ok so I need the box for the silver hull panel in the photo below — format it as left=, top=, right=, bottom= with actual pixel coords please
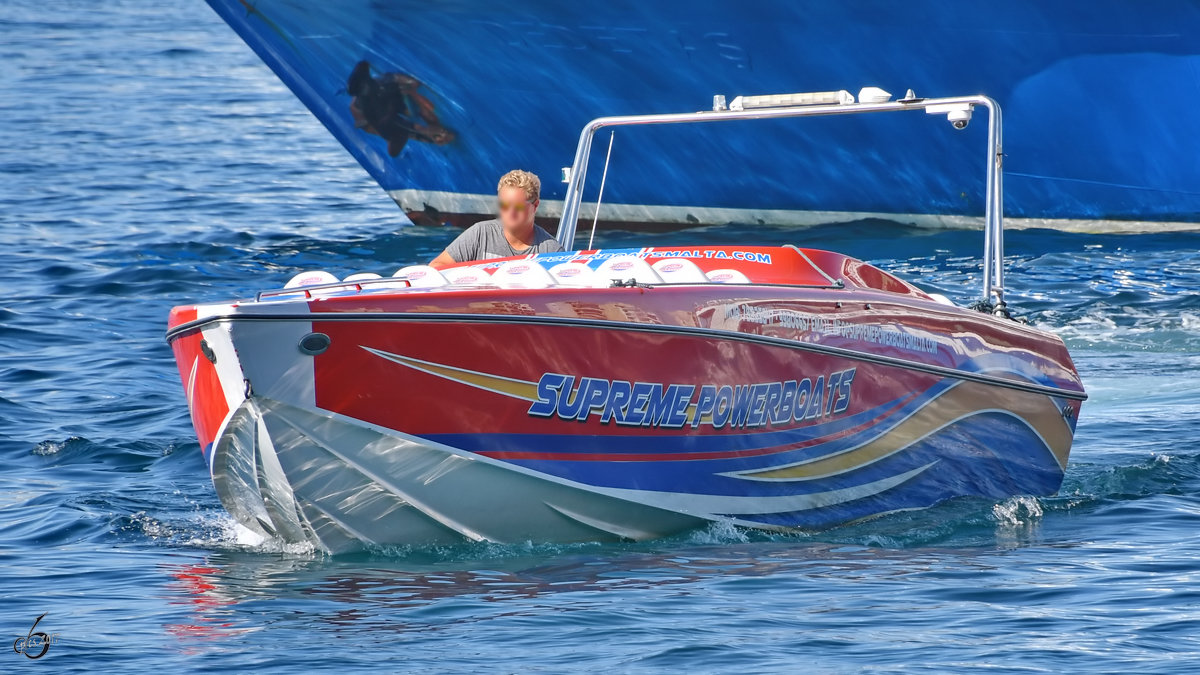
left=212, top=397, right=707, bottom=553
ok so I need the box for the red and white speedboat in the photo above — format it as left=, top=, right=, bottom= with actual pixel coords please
left=167, top=90, right=1086, bottom=552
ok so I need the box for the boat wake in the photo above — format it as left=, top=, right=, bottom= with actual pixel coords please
left=1039, top=308, right=1200, bottom=352
left=101, top=448, right=1200, bottom=559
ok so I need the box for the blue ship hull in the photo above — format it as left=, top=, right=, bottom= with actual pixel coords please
left=207, top=1, right=1200, bottom=231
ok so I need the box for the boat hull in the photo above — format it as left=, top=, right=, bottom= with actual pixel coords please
left=168, top=276, right=1084, bottom=552
left=205, top=0, right=1200, bottom=230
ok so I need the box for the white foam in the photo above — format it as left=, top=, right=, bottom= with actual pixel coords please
left=992, top=495, right=1044, bottom=527
left=685, top=519, right=751, bottom=544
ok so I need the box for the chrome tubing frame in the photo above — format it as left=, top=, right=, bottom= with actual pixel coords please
left=556, top=95, right=1005, bottom=304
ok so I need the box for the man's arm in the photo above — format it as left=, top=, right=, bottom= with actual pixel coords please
left=429, top=223, right=481, bottom=268
left=429, top=250, right=457, bottom=269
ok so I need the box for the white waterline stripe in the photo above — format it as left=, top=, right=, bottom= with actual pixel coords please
left=389, top=188, right=1200, bottom=234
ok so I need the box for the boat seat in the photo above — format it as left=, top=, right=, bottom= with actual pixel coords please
left=928, top=293, right=956, bottom=306
left=393, top=265, right=448, bottom=287
left=340, top=271, right=410, bottom=293
left=548, top=262, right=599, bottom=287
left=285, top=270, right=339, bottom=288
left=594, top=255, right=663, bottom=287
left=706, top=268, right=752, bottom=284
left=279, top=270, right=348, bottom=297
left=492, top=259, right=557, bottom=288
left=443, top=266, right=495, bottom=285
left=652, top=258, right=709, bottom=283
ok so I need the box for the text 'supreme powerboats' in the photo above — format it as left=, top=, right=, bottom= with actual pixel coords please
left=168, top=90, right=1087, bottom=552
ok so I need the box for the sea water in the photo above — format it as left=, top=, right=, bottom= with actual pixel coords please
left=3, top=1, right=1200, bottom=672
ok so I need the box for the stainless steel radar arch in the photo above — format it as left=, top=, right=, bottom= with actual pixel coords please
left=556, top=91, right=1007, bottom=309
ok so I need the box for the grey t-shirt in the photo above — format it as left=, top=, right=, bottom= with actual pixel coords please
left=444, top=219, right=564, bottom=263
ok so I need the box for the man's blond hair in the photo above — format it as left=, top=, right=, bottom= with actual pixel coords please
left=497, top=169, right=540, bottom=203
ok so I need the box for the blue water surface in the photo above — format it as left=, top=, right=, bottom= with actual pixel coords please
left=2, top=1, right=1200, bottom=672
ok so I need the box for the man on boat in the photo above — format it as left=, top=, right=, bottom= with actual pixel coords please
left=430, top=170, right=564, bottom=267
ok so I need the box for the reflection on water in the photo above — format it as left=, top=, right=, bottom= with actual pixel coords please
left=159, top=529, right=1038, bottom=646
left=163, top=564, right=250, bottom=647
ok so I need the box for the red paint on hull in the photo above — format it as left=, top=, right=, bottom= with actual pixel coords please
left=167, top=306, right=229, bottom=453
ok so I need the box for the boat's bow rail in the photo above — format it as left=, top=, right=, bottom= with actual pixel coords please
left=556, top=88, right=1008, bottom=314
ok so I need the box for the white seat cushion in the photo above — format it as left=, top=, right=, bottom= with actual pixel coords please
left=652, top=258, right=709, bottom=283
left=492, top=260, right=557, bottom=288
left=706, top=268, right=752, bottom=284
left=548, top=262, right=599, bottom=287
left=282, top=270, right=345, bottom=296
left=392, top=265, right=449, bottom=287
left=285, top=270, right=339, bottom=288
left=443, top=266, right=495, bottom=285
left=594, top=255, right=663, bottom=287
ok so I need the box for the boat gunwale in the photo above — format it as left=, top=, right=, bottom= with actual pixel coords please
left=252, top=278, right=846, bottom=302
left=164, top=309, right=1087, bottom=402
